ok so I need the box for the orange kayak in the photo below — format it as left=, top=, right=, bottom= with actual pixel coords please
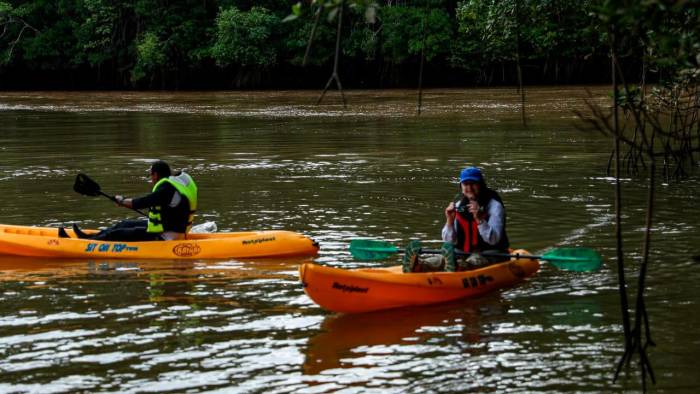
left=0, top=224, right=318, bottom=259
left=299, top=249, right=539, bottom=313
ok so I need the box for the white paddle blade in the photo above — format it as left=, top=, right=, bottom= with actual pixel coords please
left=190, top=221, right=217, bottom=233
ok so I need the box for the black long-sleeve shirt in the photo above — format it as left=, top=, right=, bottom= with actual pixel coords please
left=132, top=182, right=177, bottom=211
left=132, top=183, right=190, bottom=233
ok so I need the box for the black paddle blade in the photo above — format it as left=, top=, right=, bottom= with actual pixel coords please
left=73, top=173, right=101, bottom=197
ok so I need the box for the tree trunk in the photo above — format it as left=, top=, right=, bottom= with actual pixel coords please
left=611, top=26, right=632, bottom=348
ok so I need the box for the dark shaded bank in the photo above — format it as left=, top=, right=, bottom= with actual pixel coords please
left=0, top=1, right=661, bottom=91
left=0, top=57, right=619, bottom=90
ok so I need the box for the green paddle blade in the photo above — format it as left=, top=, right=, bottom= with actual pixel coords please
left=349, top=239, right=400, bottom=261
left=541, top=247, right=602, bottom=272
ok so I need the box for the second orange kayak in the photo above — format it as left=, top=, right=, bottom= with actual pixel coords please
left=299, top=249, right=540, bottom=313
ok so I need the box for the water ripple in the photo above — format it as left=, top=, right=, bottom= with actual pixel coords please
left=1, top=88, right=698, bottom=392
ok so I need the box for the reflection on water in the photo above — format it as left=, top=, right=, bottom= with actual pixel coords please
left=301, top=286, right=627, bottom=392
left=0, top=256, right=307, bottom=282
left=1, top=88, right=699, bottom=392
left=303, top=298, right=495, bottom=375
left=0, top=255, right=320, bottom=392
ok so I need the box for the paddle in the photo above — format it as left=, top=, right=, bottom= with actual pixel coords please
left=73, top=173, right=147, bottom=217
left=349, top=239, right=602, bottom=272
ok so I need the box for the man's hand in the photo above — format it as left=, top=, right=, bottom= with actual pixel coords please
left=115, top=195, right=134, bottom=208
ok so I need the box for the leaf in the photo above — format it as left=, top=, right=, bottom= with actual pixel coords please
left=327, top=7, right=339, bottom=23
left=292, top=2, right=302, bottom=16
left=0, top=2, right=13, bottom=15
left=364, top=4, right=377, bottom=24
left=283, top=14, right=298, bottom=23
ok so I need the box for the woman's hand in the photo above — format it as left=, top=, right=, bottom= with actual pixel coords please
left=445, top=201, right=456, bottom=223
left=468, top=200, right=484, bottom=223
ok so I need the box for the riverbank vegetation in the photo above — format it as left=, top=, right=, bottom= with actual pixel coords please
left=576, top=1, right=699, bottom=390
left=0, top=0, right=630, bottom=89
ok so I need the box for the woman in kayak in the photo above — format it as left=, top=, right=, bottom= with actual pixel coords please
left=406, top=166, right=509, bottom=272
left=60, top=160, right=198, bottom=241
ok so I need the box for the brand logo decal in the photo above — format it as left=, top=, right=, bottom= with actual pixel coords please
left=332, top=282, right=369, bottom=293
left=85, top=242, right=138, bottom=253
left=173, top=243, right=201, bottom=257
left=242, top=237, right=276, bottom=245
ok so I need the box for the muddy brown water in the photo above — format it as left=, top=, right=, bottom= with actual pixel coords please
left=1, top=88, right=699, bottom=392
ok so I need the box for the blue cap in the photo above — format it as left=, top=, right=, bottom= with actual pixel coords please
left=459, top=167, right=483, bottom=183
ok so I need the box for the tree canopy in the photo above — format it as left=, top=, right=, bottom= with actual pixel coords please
left=0, top=0, right=695, bottom=89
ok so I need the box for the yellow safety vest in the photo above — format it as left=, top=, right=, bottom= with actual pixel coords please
left=147, top=172, right=198, bottom=233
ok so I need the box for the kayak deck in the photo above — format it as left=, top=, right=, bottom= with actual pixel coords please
left=300, top=249, right=539, bottom=313
left=0, top=224, right=318, bottom=259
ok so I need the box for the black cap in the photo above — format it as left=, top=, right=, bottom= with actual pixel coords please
left=150, top=160, right=171, bottom=178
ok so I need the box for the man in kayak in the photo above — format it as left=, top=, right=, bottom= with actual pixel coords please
left=405, top=166, right=509, bottom=272
left=60, top=160, right=198, bottom=241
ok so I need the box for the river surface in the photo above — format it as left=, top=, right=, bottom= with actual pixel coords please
left=0, top=88, right=699, bottom=393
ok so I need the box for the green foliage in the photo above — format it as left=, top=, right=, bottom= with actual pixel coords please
left=455, top=0, right=518, bottom=66
left=131, top=0, right=214, bottom=85
left=283, top=0, right=380, bottom=65
left=284, top=0, right=378, bottom=23
left=526, top=1, right=600, bottom=59
left=284, top=1, right=303, bottom=22
left=132, top=32, right=166, bottom=83
left=0, top=1, right=12, bottom=14
left=211, top=6, right=280, bottom=67
left=73, top=0, right=117, bottom=67
left=380, top=6, right=453, bottom=64
left=0, top=2, right=16, bottom=64
left=452, top=0, right=604, bottom=78
left=19, top=2, right=78, bottom=67
left=344, top=20, right=378, bottom=61
left=595, top=0, right=700, bottom=85
left=285, top=17, right=336, bottom=66
left=0, top=0, right=696, bottom=88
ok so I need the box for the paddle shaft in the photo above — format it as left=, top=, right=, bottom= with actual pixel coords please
left=426, top=249, right=596, bottom=262
left=349, top=239, right=602, bottom=271
left=365, top=246, right=553, bottom=262
left=98, top=190, right=147, bottom=217
left=416, top=248, right=542, bottom=260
